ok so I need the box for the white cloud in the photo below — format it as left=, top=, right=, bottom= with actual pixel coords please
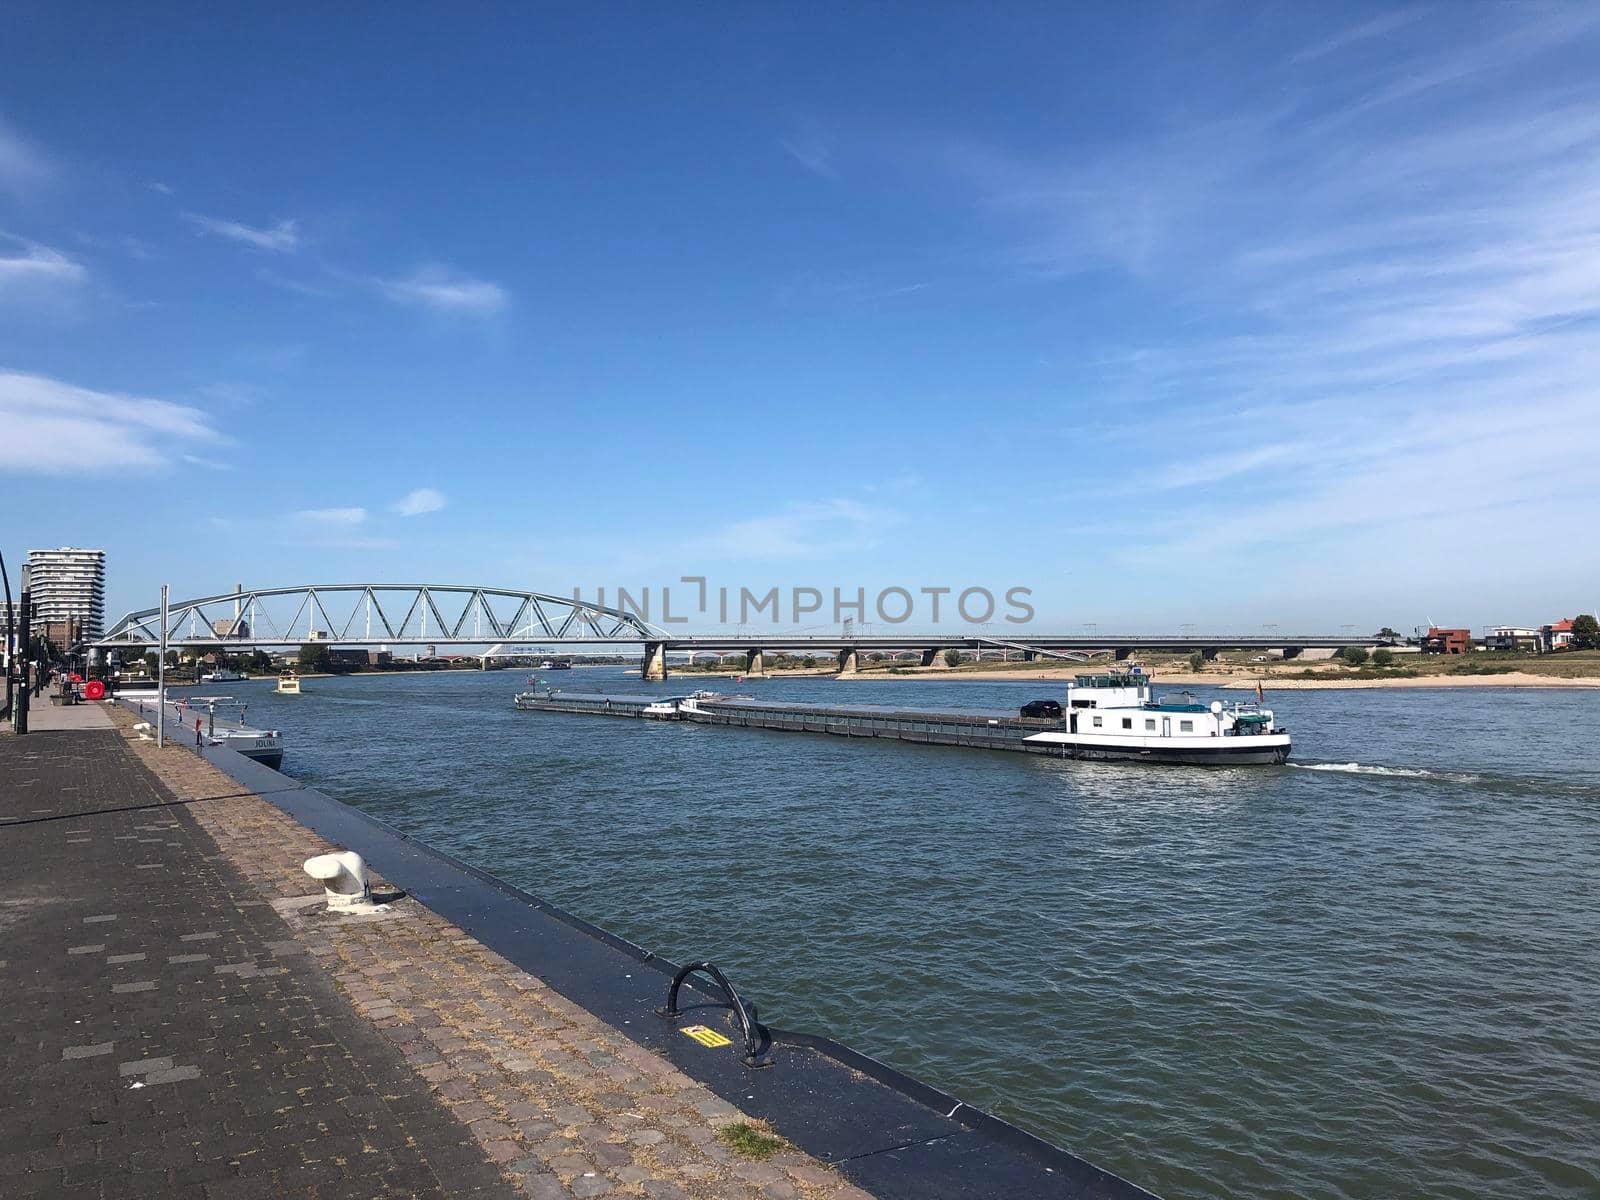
left=391, top=487, right=446, bottom=516
left=0, top=369, right=227, bottom=474
left=0, top=234, right=86, bottom=295
left=181, top=211, right=301, bottom=252
left=782, top=137, right=837, bottom=179
left=0, top=120, right=52, bottom=197
left=293, top=507, right=367, bottom=525
left=377, top=266, right=507, bottom=315
left=146, top=181, right=174, bottom=195
left=685, top=498, right=897, bottom=560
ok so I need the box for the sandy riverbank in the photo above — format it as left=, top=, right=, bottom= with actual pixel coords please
left=759, top=667, right=1600, bottom=690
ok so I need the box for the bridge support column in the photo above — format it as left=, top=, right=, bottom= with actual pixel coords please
left=1023, top=649, right=1038, bottom=662
left=744, top=649, right=764, bottom=676
left=1114, top=647, right=1131, bottom=661
left=836, top=648, right=859, bottom=676
left=1202, top=647, right=1219, bottom=662
left=642, top=641, right=667, bottom=681
left=920, top=648, right=947, bottom=668
left=1281, top=647, right=1301, bottom=660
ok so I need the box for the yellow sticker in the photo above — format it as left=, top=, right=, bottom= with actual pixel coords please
left=681, top=1024, right=732, bottom=1048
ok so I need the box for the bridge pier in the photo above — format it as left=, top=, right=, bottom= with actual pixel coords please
left=1023, top=650, right=1038, bottom=663
left=1281, top=647, right=1301, bottom=660
left=1114, top=647, right=1131, bottom=661
left=836, top=648, right=859, bottom=676
left=1202, top=647, right=1219, bottom=662
left=744, top=649, right=764, bottom=676
left=642, top=641, right=667, bottom=681
left=920, top=648, right=948, bottom=668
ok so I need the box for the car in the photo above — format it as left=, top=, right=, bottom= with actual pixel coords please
left=1019, top=698, right=1063, bottom=719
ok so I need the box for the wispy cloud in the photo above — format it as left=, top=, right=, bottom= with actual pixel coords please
left=76, top=231, right=157, bottom=260
left=907, top=7, right=1600, bottom=583
left=0, top=369, right=227, bottom=473
left=377, top=266, right=507, bottom=315
left=0, top=119, right=53, bottom=197
left=293, top=506, right=368, bottom=525
left=181, top=211, right=302, bottom=252
left=1289, top=8, right=1432, bottom=65
left=257, top=267, right=333, bottom=297
left=0, top=233, right=86, bottom=294
left=684, top=498, right=897, bottom=560
left=146, top=181, right=174, bottom=196
left=391, top=487, right=446, bottom=516
left=782, top=136, right=837, bottom=178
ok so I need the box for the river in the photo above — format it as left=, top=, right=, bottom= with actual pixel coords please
left=178, top=668, right=1600, bottom=1200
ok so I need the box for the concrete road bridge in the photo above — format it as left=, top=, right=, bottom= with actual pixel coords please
left=94, top=583, right=1383, bottom=679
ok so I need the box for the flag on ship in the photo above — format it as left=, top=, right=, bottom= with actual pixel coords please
left=1256, top=680, right=1265, bottom=704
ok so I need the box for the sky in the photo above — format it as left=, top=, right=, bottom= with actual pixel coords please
left=3, top=3, right=1598, bottom=635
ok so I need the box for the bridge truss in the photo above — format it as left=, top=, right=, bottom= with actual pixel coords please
left=98, top=584, right=657, bottom=649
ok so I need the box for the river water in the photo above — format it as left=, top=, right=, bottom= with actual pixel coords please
left=183, top=668, right=1600, bottom=1199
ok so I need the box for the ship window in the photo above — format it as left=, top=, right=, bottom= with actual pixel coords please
left=1180, top=720, right=1194, bottom=732
left=1121, top=717, right=1132, bottom=729
left=1145, top=719, right=1156, bottom=731
left=1093, top=716, right=1103, bottom=728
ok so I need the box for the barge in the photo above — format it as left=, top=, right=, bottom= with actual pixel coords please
left=514, top=671, right=1289, bottom=766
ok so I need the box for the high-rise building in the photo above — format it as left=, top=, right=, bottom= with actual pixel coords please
left=26, top=547, right=107, bottom=643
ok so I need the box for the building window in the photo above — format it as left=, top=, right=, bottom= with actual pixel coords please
left=1121, top=717, right=1132, bottom=729
left=1180, top=720, right=1193, bottom=732
left=1145, top=719, right=1156, bottom=731
left=1093, top=716, right=1103, bottom=728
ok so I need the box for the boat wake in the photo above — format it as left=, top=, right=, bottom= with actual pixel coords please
left=1292, top=762, right=1483, bottom=783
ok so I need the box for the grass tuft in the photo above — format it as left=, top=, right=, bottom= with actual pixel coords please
left=720, top=1121, right=787, bottom=1160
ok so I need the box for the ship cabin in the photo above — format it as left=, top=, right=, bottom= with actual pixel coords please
left=1065, top=671, right=1152, bottom=711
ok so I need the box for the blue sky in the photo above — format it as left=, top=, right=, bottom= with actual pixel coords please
left=3, top=4, right=1598, bottom=634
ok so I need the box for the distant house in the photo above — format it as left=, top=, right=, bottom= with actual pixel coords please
left=1422, top=627, right=1473, bottom=654
left=1483, top=626, right=1541, bottom=652
left=1542, top=618, right=1575, bottom=653
left=211, top=616, right=250, bottom=638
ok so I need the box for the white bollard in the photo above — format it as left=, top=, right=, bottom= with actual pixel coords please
left=303, top=850, right=373, bottom=910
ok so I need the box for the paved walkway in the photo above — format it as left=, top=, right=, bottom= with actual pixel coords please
left=0, top=726, right=517, bottom=1199
left=1, top=714, right=875, bottom=1200
left=12, top=689, right=114, bottom=731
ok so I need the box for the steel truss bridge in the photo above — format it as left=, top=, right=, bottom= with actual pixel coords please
left=97, top=584, right=654, bottom=653
left=93, top=583, right=1381, bottom=661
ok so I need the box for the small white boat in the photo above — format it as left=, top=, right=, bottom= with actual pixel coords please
left=180, top=695, right=285, bottom=769
left=209, top=726, right=285, bottom=769
left=641, top=699, right=683, bottom=720
left=275, top=671, right=302, bottom=695
left=1021, top=670, right=1290, bottom=765
left=201, top=668, right=247, bottom=683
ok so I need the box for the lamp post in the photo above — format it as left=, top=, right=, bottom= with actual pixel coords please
left=0, top=548, right=12, bottom=724
left=157, top=584, right=168, bottom=748
left=14, top=565, right=31, bottom=733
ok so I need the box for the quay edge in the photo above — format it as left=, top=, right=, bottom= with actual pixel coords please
left=136, top=698, right=1162, bottom=1200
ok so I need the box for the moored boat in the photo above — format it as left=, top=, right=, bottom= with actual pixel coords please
left=179, top=695, right=285, bottom=769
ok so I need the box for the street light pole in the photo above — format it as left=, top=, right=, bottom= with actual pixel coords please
left=14, top=565, right=31, bottom=734
left=0, top=548, right=12, bottom=724
left=157, top=584, right=168, bottom=748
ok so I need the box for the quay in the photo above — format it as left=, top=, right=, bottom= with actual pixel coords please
left=517, top=692, right=1075, bottom=754
left=1, top=701, right=1158, bottom=1199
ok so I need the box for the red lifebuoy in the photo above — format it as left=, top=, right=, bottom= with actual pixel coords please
left=84, top=680, right=106, bottom=700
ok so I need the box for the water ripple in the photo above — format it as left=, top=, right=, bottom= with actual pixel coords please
left=191, top=670, right=1600, bottom=1200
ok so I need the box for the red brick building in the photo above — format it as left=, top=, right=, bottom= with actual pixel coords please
left=1422, top=627, right=1473, bottom=654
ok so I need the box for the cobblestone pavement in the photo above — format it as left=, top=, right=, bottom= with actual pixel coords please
left=107, top=711, right=874, bottom=1200
left=0, top=728, right=516, bottom=1199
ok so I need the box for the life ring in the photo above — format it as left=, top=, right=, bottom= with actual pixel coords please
left=84, top=680, right=107, bottom=700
